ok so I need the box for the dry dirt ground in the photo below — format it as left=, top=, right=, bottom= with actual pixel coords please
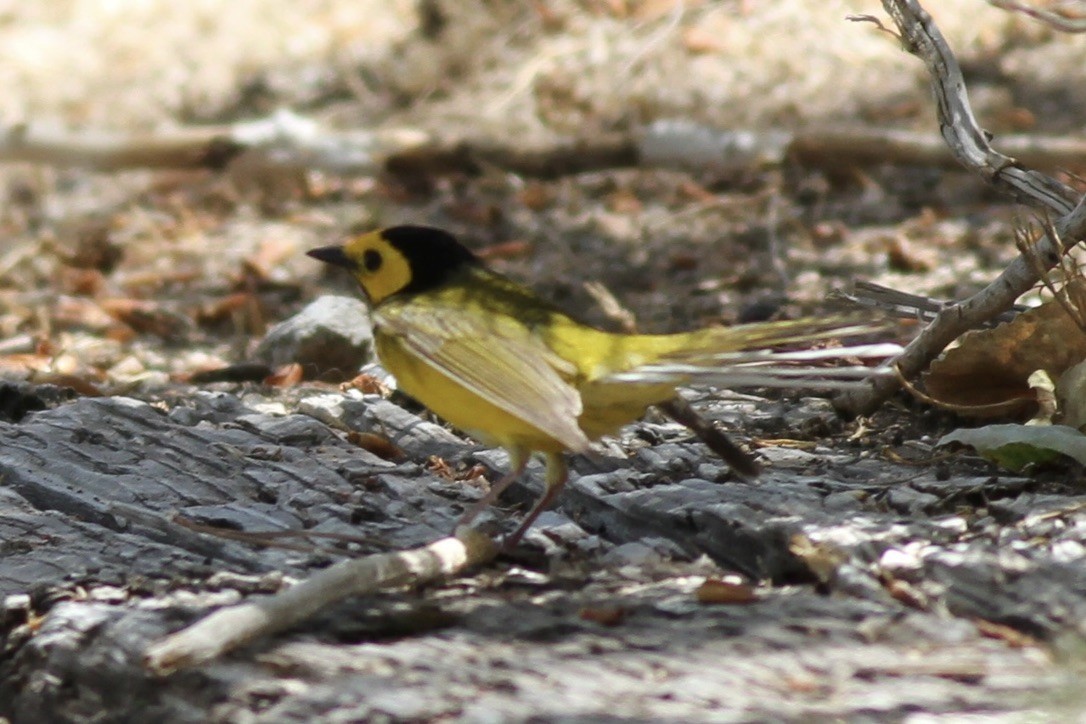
left=3, top=1, right=1086, bottom=721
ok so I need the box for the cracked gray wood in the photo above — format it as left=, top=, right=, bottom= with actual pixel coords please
left=2, top=390, right=1085, bottom=720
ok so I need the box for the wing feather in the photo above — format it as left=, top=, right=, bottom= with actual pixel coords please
left=375, top=303, right=591, bottom=452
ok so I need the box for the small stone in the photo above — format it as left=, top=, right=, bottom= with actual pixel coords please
left=254, top=295, right=373, bottom=380
left=2, top=593, right=31, bottom=627
left=879, top=547, right=922, bottom=572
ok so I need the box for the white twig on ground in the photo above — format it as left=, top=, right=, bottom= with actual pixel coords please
left=143, top=529, right=496, bottom=675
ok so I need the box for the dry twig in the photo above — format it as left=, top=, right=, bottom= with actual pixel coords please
left=837, top=0, right=1086, bottom=416
left=144, top=528, right=496, bottom=674
left=7, top=112, right=1086, bottom=179
left=989, top=0, right=1086, bottom=32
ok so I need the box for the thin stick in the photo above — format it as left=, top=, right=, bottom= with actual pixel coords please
left=658, top=396, right=760, bottom=480
left=7, top=114, right=1086, bottom=177
left=144, top=529, right=496, bottom=675
left=837, top=0, right=1086, bottom=416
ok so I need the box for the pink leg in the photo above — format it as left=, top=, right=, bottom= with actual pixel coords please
left=457, top=448, right=528, bottom=528
left=503, top=453, right=568, bottom=549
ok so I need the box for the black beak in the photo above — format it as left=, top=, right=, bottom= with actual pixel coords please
left=307, top=246, right=356, bottom=270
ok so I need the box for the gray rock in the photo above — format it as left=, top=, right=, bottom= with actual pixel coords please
left=254, top=295, right=373, bottom=380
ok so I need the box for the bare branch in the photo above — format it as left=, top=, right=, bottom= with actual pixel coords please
left=7, top=112, right=1086, bottom=179
left=0, top=110, right=425, bottom=174
left=144, top=529, right=496, bottom=674
left=989, top=0, right=1086, bottom=33
left=838, top=0, right=1086, bottom=416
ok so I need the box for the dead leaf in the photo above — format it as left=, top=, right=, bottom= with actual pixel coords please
left=671, top=251, right=705, bottom=272
left=264, top=363, right=304, bottom=387
left=606, top=188, right=642, bottom=215
left=427, top=456, right=456, bottom=480
left=579, top=605, right=627, bottom=626
left=789, top=534, right=845, bottom=583
left=676, top=179, right=717, bottom=204
left=58, top=217, right=123, bottom=272
left=100, top=298, right=191, bottom=339
left=974, top=619, right=1037, bottom=648
left=56, top=266, right=106, bottom=296
left=341, top=373, right=390, bottom=396
left=53, top=296, right=121, bottom=332
left=883, top=577, right=928, bottom=610
left=30, top=372, right=103, bottom=396
left=886, top=235, right=936, bottom=272
left=444, top=201, right=502, bottom=227
left=517, top=183, right=552, bottom=211
left=346, top=431, right=405, bottom=461
left=695, top=578, right=757, bottom=604
left=994, top=106, right=1035, bottom=132
left=196, top=292, right=257, bottom=325
left=923, top=281, right=1086, bottom=418
left=477, top=239, right=532, bottom=261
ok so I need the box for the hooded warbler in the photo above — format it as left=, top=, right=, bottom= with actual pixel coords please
left=309, top=226, right=894, bottom=545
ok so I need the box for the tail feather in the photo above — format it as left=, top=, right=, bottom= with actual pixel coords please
left=609, top=319, right=902, bottom=390
left=683, top=317, right=887, bottom=353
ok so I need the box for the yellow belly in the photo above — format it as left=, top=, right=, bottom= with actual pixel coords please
left=375, top=331, right=569, bottom=453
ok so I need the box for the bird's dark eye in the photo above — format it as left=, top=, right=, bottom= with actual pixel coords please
left=363, top=249, right=382, bottom=272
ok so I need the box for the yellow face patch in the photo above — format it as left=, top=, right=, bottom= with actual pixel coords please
left=342, top=230, right=414, bottom=305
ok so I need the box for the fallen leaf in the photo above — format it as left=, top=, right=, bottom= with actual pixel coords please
left=342, top=373, right=390, bottom=396
left=676, top=179, right=717, bottom=204
left=56, top=266, right=106, bottom=296
left=59, top=217, right=123, bottom=272
left=31, top=372, right=103, bottom=396
left=346, top=431, right=405, bottom=461
left=883, top=577, right=928, bottom=610
left=195, top=292, right=259, bottom=325
left=695, top=578, right=757, bottom=604
left=477, top=239, right=532, bottom=261
left=517, top=183, right=552, bottom=211
left=789, top=533, right=845, bottom=583
left=53, top=296, right=120, bottom=332
left=974, top=619, right=1037, bottom=648
left=886, top=235, right=936, bottom=272
left=264, top=363, right=304, bottom=387
left=578, top=606, right=627, bottom=626
left=606, top=188, right=642, bottom=215
left=427, top=456, right=456, bottom=480
left=923, top=283, right=1086, bottom=418
left=100, top=298, right=191, bottom=339
left=0, top=353, right=53, bottom=374
left=939, top=424, right=1086, bottom=471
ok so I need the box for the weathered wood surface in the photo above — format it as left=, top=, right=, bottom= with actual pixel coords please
left=2, top=386, right=1084, bottom=721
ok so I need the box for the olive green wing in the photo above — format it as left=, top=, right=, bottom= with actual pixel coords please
left=374, top=303, right=592, bottom=453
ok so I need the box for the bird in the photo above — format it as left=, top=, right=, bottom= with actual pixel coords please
left=308, top=225, right=896, bottom=546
